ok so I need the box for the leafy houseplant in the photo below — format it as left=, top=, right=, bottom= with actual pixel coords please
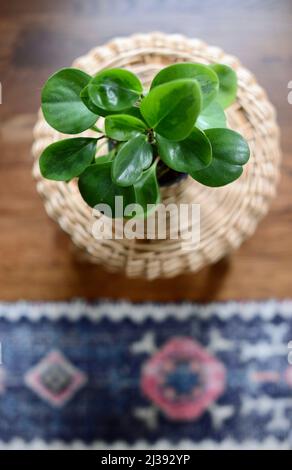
left=40, top=62, right=250, bottom=218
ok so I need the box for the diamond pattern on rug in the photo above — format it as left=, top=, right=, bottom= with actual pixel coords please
left=24, top=350, right=87, bottom=407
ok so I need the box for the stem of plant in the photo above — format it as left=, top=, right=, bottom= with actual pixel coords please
left=90, top=125, right=103, bottom=133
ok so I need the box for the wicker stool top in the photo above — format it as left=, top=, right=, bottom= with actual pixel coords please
left=32, top=33, right=281, bottom=279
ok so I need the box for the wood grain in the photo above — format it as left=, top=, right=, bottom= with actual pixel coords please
left=0, top=0, right=291, bottom=301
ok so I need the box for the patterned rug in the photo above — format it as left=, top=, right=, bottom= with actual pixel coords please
left=0, top=300, right=291, bottom=450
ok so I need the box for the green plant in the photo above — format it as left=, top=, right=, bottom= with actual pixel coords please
left=40, top=62, right=250, bottom=218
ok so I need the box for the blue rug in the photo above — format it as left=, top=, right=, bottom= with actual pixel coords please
left=0, top=300, right=291, bottom=449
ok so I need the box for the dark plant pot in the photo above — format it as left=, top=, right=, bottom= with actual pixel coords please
left=156, top=160, right=188, bottom=187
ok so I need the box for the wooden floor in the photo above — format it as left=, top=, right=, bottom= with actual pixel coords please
left=0, top=0, right=291, bottom=301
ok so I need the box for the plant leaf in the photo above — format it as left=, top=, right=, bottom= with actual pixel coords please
left=95, top=149, right=116, bottom=165
left=105, top=114, right=147, bottom=141
left=133, top=161, right=160, bottom=218
left=209, top=64, right=237, bottom=108
left=112, top=135, right=153, bottom=187
left=157, top=128, right=212, bottom=175
left=80, top=85, right=106, bottom=115
left=140, top=79, right=201, bottom=141
left=191, top=128, right=250, bottom=187
left=151, top=62, right=219, bottom=109
left=78, top=161, right=136, bottom=217
left=196, top=101, right=227, bottom=130
left=41, top=68, right=97, bottom=134
left=80, top=86, right=143, bottom=119
left=87, top=68, right=143, bottom=112
left=39, top=137, right=97, bottom=180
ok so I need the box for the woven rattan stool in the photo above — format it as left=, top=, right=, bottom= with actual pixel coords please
left=32, top=33, right=281, bottom=279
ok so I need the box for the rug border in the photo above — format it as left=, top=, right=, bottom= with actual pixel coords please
left=0, top=299, right=291, bottom=322
left=0, top=437, right=290, bottom=450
